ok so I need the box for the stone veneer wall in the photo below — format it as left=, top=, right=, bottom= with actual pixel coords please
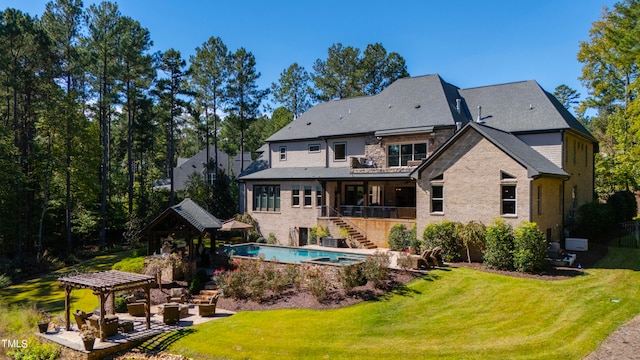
left=360, top=128, right=456, bottom=170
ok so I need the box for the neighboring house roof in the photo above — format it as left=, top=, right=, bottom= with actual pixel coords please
left=142, top=198, right=222, bottom=235
left=266, top=74, right=465, bottom=142
left=166, top=146, right=252, bottom=191
left=411, top=122, right=570, bottom=179
left=459, top=80, right=595, bottom=140
left=239, top=166, right=413, bottom=181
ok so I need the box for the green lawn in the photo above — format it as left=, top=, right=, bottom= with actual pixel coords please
left=166, top=247, right=640, bottom=360
left=1, top=248, right=639, bottom=360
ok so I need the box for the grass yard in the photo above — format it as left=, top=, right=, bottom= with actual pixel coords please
left=1, top=247, right=638, bottom=359
left=165, top=247, right=640, bottom=360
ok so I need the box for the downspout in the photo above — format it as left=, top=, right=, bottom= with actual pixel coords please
left=323, top=137, right=329, bottom=168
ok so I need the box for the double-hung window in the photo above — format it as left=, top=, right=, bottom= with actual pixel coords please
left=279, top=146, right=287, bottom=161
left=304, top=186, right=312, bottom=207
left=501, top=172, right=517, bottom=216
left=430, top=174, right=444, bottom=213
left=316, top=186, right=322, bottom=207
left=292, top=186, right=300, bottom=207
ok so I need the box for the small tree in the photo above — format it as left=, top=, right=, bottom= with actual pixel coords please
left=460, top=221, right=486, bottom=263
left=483, top=218, right=514, bottom=270
left=513, top=222, right=547, bottom=273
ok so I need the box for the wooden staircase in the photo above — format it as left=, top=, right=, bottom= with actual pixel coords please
left=330, top=218, right=377, bottom=249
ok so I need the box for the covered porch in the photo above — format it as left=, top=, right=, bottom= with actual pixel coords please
left=319, top=179, right=417, bottom=220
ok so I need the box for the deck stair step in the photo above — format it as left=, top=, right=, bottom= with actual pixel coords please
left=328, top=218, right=376, bottom=249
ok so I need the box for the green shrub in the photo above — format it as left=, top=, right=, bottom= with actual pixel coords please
left=7, top=336, right=59, bottom=360
left=483, top=218, right=515, bottom=270
left=114, top=295, right=128, bottom=313
left=310, top=225, right=329, bottom=245
left=422, top=221, right=463, bottom=261
left=304, top=266, right=330, bottom=302
left=189, top=269, right=210, bottom=295
left=607, top=190, right=637, bottom=223
left=513, top=222, right=547, bottom=273
left=387, top=223, right=410, bottom=251
left=112, top=257, right=144, bottom=273
left=267, top=233, right=277, bottom=244
left=0, top=273, right=11, bottom=288
left=338, top=264, right=366, bottom=294
left=361, top=252, right=390, bottom=289
left=574, top=201, right=615, bottom=241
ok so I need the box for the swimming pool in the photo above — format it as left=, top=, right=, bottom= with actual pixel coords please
left=224, top=243, right=367, bottom=265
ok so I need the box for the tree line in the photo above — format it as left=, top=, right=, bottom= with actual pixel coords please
left=0, top=0, right=409, bottom=269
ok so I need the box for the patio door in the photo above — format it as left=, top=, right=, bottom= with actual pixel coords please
left=299, top=227, right=308, bottom=246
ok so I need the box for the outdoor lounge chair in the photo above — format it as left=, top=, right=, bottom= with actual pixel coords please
left=162, top=304, right=180, bottom=324
left=126, top=295, right=146, bottom=316
left=166, top=288, right=186, bottom=303
left=86, top=314, right=119, bottom=338
left=198, top=293, right=220, bottom=317
left=409, top=249, right=433, bottom=269
left=428, top=247, right=443, bottom=267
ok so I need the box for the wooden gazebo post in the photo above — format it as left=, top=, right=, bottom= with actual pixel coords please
left=145, top=285, right=151, bottom=329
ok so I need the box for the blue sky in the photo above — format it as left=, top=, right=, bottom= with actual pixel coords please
left=5, top=0, right=617, bottom=106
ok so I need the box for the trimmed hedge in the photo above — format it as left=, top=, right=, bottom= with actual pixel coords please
left=513, top=222, right=547, bottom=273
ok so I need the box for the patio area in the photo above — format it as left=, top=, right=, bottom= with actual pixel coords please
left=36, top=304, right=235, bottom=360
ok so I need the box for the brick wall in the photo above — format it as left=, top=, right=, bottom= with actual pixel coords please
left=416, top=130, right=532, bottom=235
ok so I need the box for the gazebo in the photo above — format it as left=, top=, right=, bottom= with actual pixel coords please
left=141, top=198, right=222, bottom=260
left=58, top=270, right=156, bottom=341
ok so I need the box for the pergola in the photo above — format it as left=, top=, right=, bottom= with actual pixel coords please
left=58, top=270, right=156, bottom=341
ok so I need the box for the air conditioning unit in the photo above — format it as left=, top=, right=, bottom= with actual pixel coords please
left=565, top=238, right=588, bottom=251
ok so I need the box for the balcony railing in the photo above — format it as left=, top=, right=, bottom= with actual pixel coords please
left=319, top=205, right=416, bottom=219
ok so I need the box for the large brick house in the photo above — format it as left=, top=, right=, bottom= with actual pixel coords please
left=238, top=74, right=597, bottom=248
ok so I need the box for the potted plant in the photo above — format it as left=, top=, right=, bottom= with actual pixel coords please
left=36, top=310, right=51, bottom=333
left=79, top=324, right=96, bottom=351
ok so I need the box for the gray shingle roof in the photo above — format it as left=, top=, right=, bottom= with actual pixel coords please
left=411, top=122, right=569, bottom=179
left=266, top=74, right=465, bottom=142
left=170, top=198, right=222, bottom=232
left=459, top=80, right=594, bottom=139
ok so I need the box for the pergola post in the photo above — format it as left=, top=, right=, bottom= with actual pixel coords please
left=98, top=292, right=106, bottom=341
left=145, top=285, right=151, bottom=329
left=65, top=286, right=71, bottom=331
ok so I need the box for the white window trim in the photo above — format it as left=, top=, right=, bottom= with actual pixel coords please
left=387, top=142, right=428, bottom=167
left=309, top=144, right=321, bottom=153
left=334, top=142, right=347, bottom=162
left=430, top=182, right=444, bottom=214
left=501, top=183, right=517, bottom=217
left=279, top=146, right=287, bottom=161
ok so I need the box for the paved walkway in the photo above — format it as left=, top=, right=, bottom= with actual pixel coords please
left=584, top=312, right=640, bottom=359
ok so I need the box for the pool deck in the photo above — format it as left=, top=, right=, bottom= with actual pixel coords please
left=36, top=304, right=235, bottom=360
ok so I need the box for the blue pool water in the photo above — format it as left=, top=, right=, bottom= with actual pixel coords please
left=224, top=243, right=367, bottom=264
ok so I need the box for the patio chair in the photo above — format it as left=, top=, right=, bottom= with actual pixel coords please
left=73, top=310, right=91, bottom=330
left=86, top=314, right=119, bottom=338
left=166, top=287, right=186, bottom=304
left=409, top=249, right=433, bottom=269
left=162, top=304, right=180, bottom=324
left=428, top=247, right=443, bottom=267
left=198, top=293, right=220, bottom=317
left=126, top=295, right=146, bottom=316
